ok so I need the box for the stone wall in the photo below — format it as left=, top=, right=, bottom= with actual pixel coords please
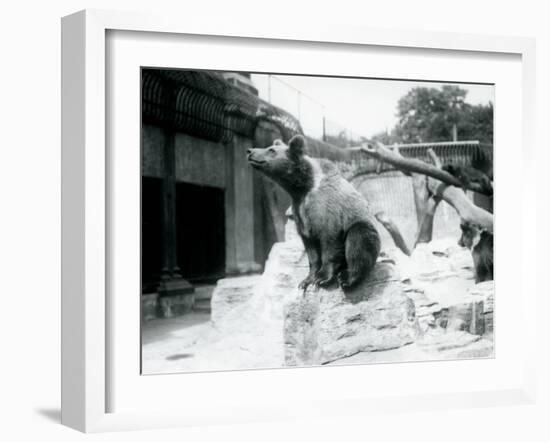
left=174, top=132, right=226, bottom=188
left=355, top=171, right=464, bottom=249
left=142, top=124, right=165, bottom=178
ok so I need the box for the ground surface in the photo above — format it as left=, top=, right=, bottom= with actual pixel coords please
left=141, top=309, right=494, bottom=375
left=142, top=236, right=494, bottom=375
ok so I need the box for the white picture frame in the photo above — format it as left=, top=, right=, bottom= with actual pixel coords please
left=61, top=9, right=537, bottom=433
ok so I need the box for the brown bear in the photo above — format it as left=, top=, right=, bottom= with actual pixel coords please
left=247, top=135, right=381, bottom=291
left=457, top=221, right=494, bottom=283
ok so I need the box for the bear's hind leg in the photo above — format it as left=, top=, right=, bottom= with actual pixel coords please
left=314, top=238, right=345, bottom=289
left=339, top=222, right=381, bottom=289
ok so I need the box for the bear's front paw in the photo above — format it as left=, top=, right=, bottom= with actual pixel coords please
left=337, top=270, right=349, bottom=288
left=298, top=275, right=315, bottom=292
left=314, top=274, right=337, bottom=289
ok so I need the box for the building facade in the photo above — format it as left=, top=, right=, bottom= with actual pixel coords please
left=141, top=69, right=304, bottom=309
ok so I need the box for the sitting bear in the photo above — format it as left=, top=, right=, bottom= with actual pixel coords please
left=247, top=135, right=380, bottom=291
left=457, top=221, right=494, bottom=283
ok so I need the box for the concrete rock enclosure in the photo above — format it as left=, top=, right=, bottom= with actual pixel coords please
left=284, top=263, right=418, bottom=365
left=210, top=217, right=494, bottom=369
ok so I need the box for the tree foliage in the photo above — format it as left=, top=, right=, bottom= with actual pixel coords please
left=371, top=86, right=493, bottom=145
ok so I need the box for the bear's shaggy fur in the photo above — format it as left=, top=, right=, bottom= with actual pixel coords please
left=458, top=221, right=494, bottom=283
left=247, top=135, right=381, bottom=290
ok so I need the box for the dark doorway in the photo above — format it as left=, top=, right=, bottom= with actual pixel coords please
left=176, top=182, right=226, bottom=283
left=142, top=177, right=163, bottom=294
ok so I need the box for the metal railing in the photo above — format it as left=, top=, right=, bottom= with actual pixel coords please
left=263, top=74, right=365, bottom=146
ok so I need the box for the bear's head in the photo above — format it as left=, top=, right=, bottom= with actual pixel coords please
left=458, top=221, right=482, bottom=249
left=247, top=135, right=312, bottom=196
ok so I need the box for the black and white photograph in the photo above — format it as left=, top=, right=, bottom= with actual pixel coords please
left=140, top=68, right=494, bottom=375
left=4, top=0, right=548, bottom=438
left=1, top=0, right=548, bottom=436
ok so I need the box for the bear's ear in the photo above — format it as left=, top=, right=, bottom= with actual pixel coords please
left=288, top=135, right=305, bottom=159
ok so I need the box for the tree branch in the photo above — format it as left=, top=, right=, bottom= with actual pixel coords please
left=414, top=195, right=442, bottom=245
left=429, top=182, right=493, bottom=233
left=413, top=149, right=442, bottom=245
left=424, top=149, right=493, bottom=232
left=353, top=143, right=494, bottom=233
left=426, top=148, right=443, bottom=168
left=350, top=142, right=492, bottom=196
left=375, top=211, right=412, bottom=256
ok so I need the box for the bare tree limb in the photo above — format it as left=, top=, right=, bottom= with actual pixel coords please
left=375, top=211, right=412, bottom=256
left=426, top=148, right=443, bottom=168
left=349, top=142, right=492, bottom=196
left=411, top=174, right=430, bottom=226
left=412, top=149, right=442, bottom=245
left=414, top=195, right=442, bottom=246
left=429, top=182, right=493, bottom=233
left=355, top=143, right=494, bottom=233
left=427, top=147, right=493, bottom=233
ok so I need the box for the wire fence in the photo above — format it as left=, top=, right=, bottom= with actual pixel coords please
left=261, top=74, right=365, bottom=147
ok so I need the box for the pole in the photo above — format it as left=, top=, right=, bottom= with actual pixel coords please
left=297, top=91, right=301, bottom=121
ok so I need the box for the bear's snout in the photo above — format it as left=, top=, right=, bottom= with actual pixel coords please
left=247, top=148, right=265, bottom=167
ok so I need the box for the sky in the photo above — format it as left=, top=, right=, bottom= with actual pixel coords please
left=251, top=73, right=494, bottom=140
